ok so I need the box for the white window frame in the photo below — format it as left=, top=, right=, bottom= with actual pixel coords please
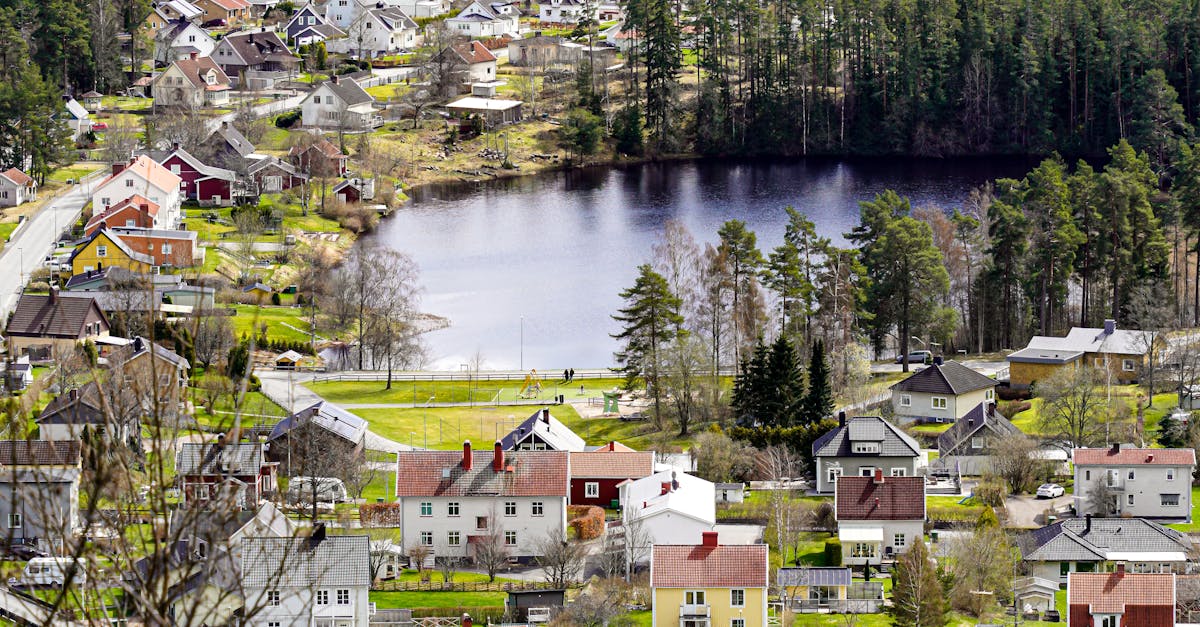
left=1098, top=615, right=1119, bottom=627
left=859, top=467, right=876, bottom=477
left=899, top=394, right=911, bottom=407
left=448, top=531, right=461, bottom=546
left=8, top=514, right=21, bottom=529
left=1162, top=493, right=1181, bottom=507
left=531, top=501, right=544, bottom=516
left=931, top=396, right=948, bottom=410
left=336, top=589, right=350, bottom=605
left=890, top=468, right=906, bottom=477
left=1168, top=468, right=1176, bottom=481
left=447, top=502, right=460, bottom=516
left=732, top=620, right=745, bottom=627
left=850, top=543, right=876, bottom=558
left=267, top=590, right=280, bottom=606
left=684, top=590, right=705, bottom=605
left=97, top=245, right=108, bottom=257
left=419, top=501, right=432, bottom=516
left=971, top=437, right=984, bottom=449
left=894, top=533, right=906, bottom=548
left=420, top=531, right=433, bottom=546
left=1127, top=494, right=1135, bottom=506
left=1122, top=359, right=1136, bottom=372
left=316, top=590, right=329, bottom=605
left=827, top=467, right=842, bottom=484
left=585, top=482, right=600, bottom=498
left=504, top=501, right=516, bottom=516
left=504, top=530, right=517, bottom=546
left=730, top=589, right=745, bottom=607
left=985, top=389, right=994, bottom=401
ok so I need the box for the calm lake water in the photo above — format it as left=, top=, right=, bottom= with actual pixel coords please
left=371, top=157, right=1033, bottom=370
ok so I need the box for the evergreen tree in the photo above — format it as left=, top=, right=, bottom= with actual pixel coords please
left=730, top=340, right=770, bottom=426
left=764, top=335, right=804, bottom=426
left=612, top=264, right=685, bottom=423
left=717, top=220, right=766, bottom=364
left=801, top=340, right=832, bottom=423
left=611, top=104, right=644, bottom=156
left=889, top=539, right=949, bottom=627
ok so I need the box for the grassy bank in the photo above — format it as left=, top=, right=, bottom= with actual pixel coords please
left=308, top=377, right=627, bottom=406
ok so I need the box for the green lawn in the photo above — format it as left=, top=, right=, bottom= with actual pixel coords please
left=226, top=304, right=319, bottom=344
left=1010, top=388, right=1177, bottom=436
left=0, top=222, right=16, bottom=244
left=257, top=126, right=295, bottom=152
left=360, top=469, right=396, bottom=503
left=1167, top=486, right=1200, bottom=531
left=369, top=589, right=506, bottom=610
left=192, top=389, right=288, bottom=430
left=46, top=163, right=104, bottom=183
left=308, top=377, right=626, bottom=406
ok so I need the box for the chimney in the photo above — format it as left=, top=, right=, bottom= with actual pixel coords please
left=172, top=142, right=180, bottom=151
left=308, top=522, right=326, bottom=549
left=461, top=614, right=472, bottom=627
left=331, top=74, right=339, bottom=84
left=967, top=418, right=974, bottom=428
left=48, top=286, right=59, bottom=305
left=69, top=388, right=78, bottom=401
left=873, top=468, right=884, bottom=484
left=933, top=355, right=943, bottom=366
left=701, top=531, right=718, bottom=547
left=660, top=482, right=671, bottom=495
left=140, top=203, right=149, bottom=212
left=493, top=441, right=504, bottom=472
left=1085, top=513, right=1092, bottom=534
left=190, top=51, right=198, bottom=60
left=1104, top=319, right=1116, bottom=334
left=1147, top=453, right=1154, bottom=462
left=542, top=408, right=551, bottom=424
left=222, top=121, right=229, bottom=129
left=462, top=440, right=472, bottom=470
left=1111, top=442, right=1121, bottom=454
left=838, top=411, right=846, bottom=428
left=1116, top=562, right=1125, bottom=577
left=112, top=162, right=126, bottom=176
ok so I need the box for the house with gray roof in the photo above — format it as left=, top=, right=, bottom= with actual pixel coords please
left=284, top=3, right=347, bottom=46
left=1007, top=318, right=1160, bottom=389
left=0, top=441, right=83, bottom=553
left=500, top=407, right=586, bottom=452
left=890, top=357, right=997, bottom=424
left=778, top=567, right=883, bottom=613
left=211, top=30, right=298, bottom=88
left=935, top=402, right=1023, bottom=475
left=5, top=290, right=110, bottom=360
left=267, top=401, right=367, bottom=475
left=812, top=414, right=923, bottom=493
left=37, top=381, right=140, bottom=444
left=202, top=121, right=255, bottom=162
left=299, top=75, right=380, bottom=130
left=1017, top=515, right=1193, bottom=584
left=242, top=530, right=372, bottom=626
left=176, top=441, right=278, bottom=509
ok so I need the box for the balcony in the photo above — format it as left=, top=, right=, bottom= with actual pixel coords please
left=680, top=604, right=710, bottom=618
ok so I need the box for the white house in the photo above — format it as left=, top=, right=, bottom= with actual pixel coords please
left=811, top=414, right=924, bottom=494
left=328, top=5, right=419, bottom=57
left=0, top=168, right=37, bottom=208
left=539, top=0, right=593, bottom=23
left=63, top=97, right=93, bottom=142
left=1073, top=445, right=1196, bottom=521
left=441, top=40, right=498, bottom=83
left=242, top=531, right=372, bottom=627
left=890, top=357, right=998, bottom=424
left=91, top=156, right=184, bottom=229
left=151, top=54, right=232, bottom=108
left=392, top=0, right=448, bottom=17
left=935, top=402, right=1024, bottom=475
left=299, top=76, right=381, bottom=129
left=499, top=407, right=586, bottom=451
left=445, top=0, right=519, bottom=38
left=284, top=4, right=347, bottom=46
left=620, top=469, right=715, bottom=547
left=835, top=472, right=925, bottom=568
left=394, top=441, right=569, bottom=559
left=1018, top=516, right=1193, bottom=584
left=154, top=19, right=218, bottom=64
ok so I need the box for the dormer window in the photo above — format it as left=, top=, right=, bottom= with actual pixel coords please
left=205, top=71, right=216, bottom=85
left=1097, top=615, right=1119, bottom=627
left=852, top=442, right=880, bottom=454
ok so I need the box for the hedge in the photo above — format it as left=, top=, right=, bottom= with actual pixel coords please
left=567, top=505, right=605, bottom=540
left=360, top=502, right=402, bottom=526
left=926, top=504, right=987, bottom=525
left=823, top=539, right=841, bottom=566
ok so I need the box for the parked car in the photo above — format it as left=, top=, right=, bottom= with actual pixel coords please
left=16, top=558, right=88, bottom=587
left=1036, top=483, right=1065, bottom=499
left=895, top=350, right=933, bottom=364
left=286, top=476, right=349, bottom=504
left=202, top=18, right=227, bottom=27
left=90, top=122, right=108, bottom=131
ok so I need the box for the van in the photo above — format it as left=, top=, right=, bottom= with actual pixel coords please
left=286, top=477, right=349, bottom=504
left=19, top=557, right=88, bottom=587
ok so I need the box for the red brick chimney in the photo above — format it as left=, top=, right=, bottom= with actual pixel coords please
left=701, top=531, right=718, bottom=547
left=492, top=441, right=504, bottom=472
left=660, top=482, right=671, bottom=495
left=48, top=286, right=59, bottom=306
left=112, top=162, right=126, bottom=176
left=189, top=51, right=198, bottom=60
left=331, top=74, right=339, bottom=84
left=873, top=468, right=884, bottom=484
left=542, top=408, right=550, bottom=424
left=462, top=440, right=472, bottom=470
left=1116, top=563, right=1125, bottom=577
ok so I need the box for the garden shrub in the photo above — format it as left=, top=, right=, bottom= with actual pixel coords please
left=567, top=505, right=605, bottom=540
left=997, top=400, right=1031, bottom=419
left=360, top=502, right=403, bottom=526
left=823, top=538, right=841, bottom=566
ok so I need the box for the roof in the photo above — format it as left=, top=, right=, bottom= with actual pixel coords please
left=110, top=226, right=198, bottom=242
left=242, top=534, right=370, bottom=588
left=5, top=292, right=107, bottom=338
left=314, top=78, right=373, bottom=107
left=936, top=402, right=1022, bottom=453
left=160, top=56, right=231, bottom=91
left=1068, top=572, right=1174, bottom=614
left=0, top=168, right=34, bottom=187
left=1073, top=447, right=1196, bottom=467
left=499, top=409, right=586, bottom=451
left=291, top=22, right=346, bottom=39
left=247, top=156, right=305, bottom=178
left=623, top=469, right=715, bottom=525
left=37, top=383, right=106, bottom=426
left=163, top=0, right=204, bottom=18
left=812, top=416, right=921, bottom=458
left=651, top=543, right=767, bottom=588
left=206, top=123, right=255, bottom=157
left=289, top=138, right=348, bottom=160
left=161, top=147, right=238, bottom=181
left=395, top=448, right=569, bottom=497
left=220, top=30, right=294, bottom=67
left=777, top=567, right=852, bottom=588
left=96, top=155, right=183, bottom=196
left=369, top=6, right=417, bottom=31
left=242, top=282, right=272, bottom=293
left=569, top=450, right=654, bottom=479
left=176, top=442, right=266, bottom=476
left=450, top=40, right=497, bottom=64
left=1009, top=325, right=1155, bottom=364
left=108, top=336, right=191, bottom=371
left=0, top=441, right=82, bottom=466
left=276, top=350, right=302, bottom=363
left=1018, top=517, right=1192, bottom=563
left=891, top=360, right=997, bottom=395
left=590, top=441, right=635, bottom=452
left=206, top=0, right=250, bottom=11
left=269, top=401, right=367, bottom=445
left=86, top=195, right=161, bottom=232
left=447, top=97, right=524, bottom=111
left=68, top=229, right=155, bottom=267
left=835, top=476, right=925, bottom=521
left=64, top=98, right=90, bottom=120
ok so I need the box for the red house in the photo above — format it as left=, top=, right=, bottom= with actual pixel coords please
left=175, top=441, right=278, bottom=509
left=569, top=448, right=654, bottom=507
left=109, top=227, right=199, bottom=267
left=288, top=139, right=348, bottom=177
left=246, top=156, right=307, bottom=194
left=85, top=195, right=160, bottom=237
left=158, top=147, right=239, bottom=207
left=1067, top=570, right=1175, bottom=627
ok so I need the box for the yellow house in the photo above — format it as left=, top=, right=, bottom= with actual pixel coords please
left=68, top=230, right=153, bottom=277
left=651, top=533, right=768, bottom=627
left=1006, top=320, right=1161, bottom=389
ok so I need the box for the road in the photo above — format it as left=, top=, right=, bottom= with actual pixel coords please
left=1005, top=492, right=1074, bottom=529
left=0, top=170, right=105, bottom=319
left=205, top=93, right=306, bottom=133
left=870, top=359, right=1008, bottom=375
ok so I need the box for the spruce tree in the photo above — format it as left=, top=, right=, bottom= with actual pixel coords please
left=889, top=539, right=948, bottom=627
left=801, top=339, right=833, bottom=423
left=765, top=335, right=804, bottom=426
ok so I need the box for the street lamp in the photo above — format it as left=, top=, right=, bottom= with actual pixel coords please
left=17, top=247, right=23, bottom=288
left=409, top=431, right=415, bottom=450
left=519, top=316, right=524, bottom=371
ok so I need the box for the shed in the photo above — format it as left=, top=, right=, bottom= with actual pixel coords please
left=506, top=588, right=566, bottom=622
left=446, top=97, right=523, bottom=125
left=275, top=350, right=302, bottom=370
left=715, top=482, right=744, bottom=503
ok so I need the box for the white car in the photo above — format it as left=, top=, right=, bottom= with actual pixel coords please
left=1036, top=483, right=1065, bottom=499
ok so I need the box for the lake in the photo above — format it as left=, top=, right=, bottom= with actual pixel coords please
left=371, top=157, right=1033, bottom=370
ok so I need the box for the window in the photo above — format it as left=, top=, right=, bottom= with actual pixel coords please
left=585, top=482, right=600, bottom=498
left=971, top=437, right=984, bottom=449
left=97, top=245, right=108, bottom=257
left=170, top=164, right=181, bottom=174
left=126, top=178, right=134, bottom=187
left=196, top=484, right=210, bottom=500
left=985, top=389, right=994, bottom=401
left=477, top=516, right=488, bottom=529
left=1127, top=494, right=1135, bottom=506
left=532, top=501, right=544, bottom=516
left=313, top=96, right=321, bottom=104
left=1168, top=468, right=1176, bottom=480
left=126, top=219, right=136, bottom=227
left=859, top=467, right=876, bottom=477
left=148, top=243, right=154, bottom=252
left=267, top=590, right=280, bottom=606
left=1098, top=615, right=1119, bottom=627
left=101, top=197, right=110, bottom=206
left=890, top=468, right=906, bottom=477
left=448, top=531, right=461, bottom=546
left=269, top=623, right=280, bottom=627
left=731, top=620, right=745, bottom=627
left=827, top=467, right=842, bottom=484
left=894, top=533, right=906, bottom=548
left=1122, top=359, right=1136, bottom=372
left=730, top=589, right=744, bottom=607
left=420, top=531, right=433, bottom=545
left=420, top=502, right=432, bottom=516
left=899, top=394, right=911, bottom=407
left=931, top=396, right=948, bottom=409
left=504, top=531, right=517, bottom=546
left=684, top=590, right=705, bottom=605
left=1085, top=470, right=1091, bottom=481
left=504, top=502, right=516, bottom=516
left=850, top=543, right=877, bottom=558
left=7, top=514, right=20, bottom=529
left=1162, top=493, right=1181, bottom=507
left=162, top=243, right=172, bottom=254
left=316, top=590, right=329, bottom=605
left=1094, top=357, right=1106, bottom=368
left=852, top=442, right=880, bottom=454
left=1128, top=470, right=1136, bottom=480
left=336, top=589, right=350, bottom=605
left=448, top=502, right=460, bottom=516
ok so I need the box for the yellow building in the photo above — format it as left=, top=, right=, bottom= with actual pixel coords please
left=651, top=533, right=768, bottom=627
left=68, top=230, right=153, bottom=277
left=778, top=566, right=884, bottom=614
left=1006, top=320, right=1160, bottom=389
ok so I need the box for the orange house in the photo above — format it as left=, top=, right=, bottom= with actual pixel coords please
left=195, top=0, right=250, bottom=25
left=108, top=227, right=198, bottom=268
left=85, top=195, right=160, bottom=237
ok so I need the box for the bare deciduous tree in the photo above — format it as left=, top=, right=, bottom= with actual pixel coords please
left=1036, top=366, right=1109, bottom=449
left=990, top=435, right=1051, bottom=494
left=945, top=526, right=1016, bottom=616
left=534, top=531, right=588, bottom=588
left=473, top=519, right=511, bottom=582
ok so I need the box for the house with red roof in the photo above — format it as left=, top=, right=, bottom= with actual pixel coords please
left=91, top=155, right=184, bottom=229
left=195, top=0, right=251, bottom=25
left=650, top=532, right=768, bottom=627
left=85, top=195, right=160, bottom=236
left=568, top=449, right=654, bottom=507
left=440, top=40, right=497, bottom=84
left=834, top=472, right=925, bottom=569
left=0, top=168, right=36, bottom=207
left=394, top=441, right=568, bottom=560
left=1067, top=569, right=1175, bottom=627
left=1073, top=444, right=1196, bottom=521
left=288, top=138, right=349, bottom=176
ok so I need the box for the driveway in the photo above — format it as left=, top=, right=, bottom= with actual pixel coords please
left=870, top=359, right=1008, bottom=375
left=1006, top=493, right=1073, bottom=529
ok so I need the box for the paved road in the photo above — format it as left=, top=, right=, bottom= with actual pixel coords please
left=1006, top=493, right=1074, bottom=529
left=0, top=170, right=105, bottom=318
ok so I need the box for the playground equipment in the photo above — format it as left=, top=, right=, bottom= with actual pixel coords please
left=518, top=369, right=543, bottom=399
left=602, top=391, right=620, bottom=414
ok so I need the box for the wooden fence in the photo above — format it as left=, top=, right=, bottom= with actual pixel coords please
left=374, top=580, right=580, bottom=593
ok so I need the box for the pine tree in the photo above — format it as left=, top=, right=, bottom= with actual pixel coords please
left=890, top=539, right=949, bottom=627
left=730, top=340, right=769, bottom=426
left=612, top=264, right=685, bottom=423
left=764, top=335, right=804, bottom=426
left=801, top=340, right=832, bottom=423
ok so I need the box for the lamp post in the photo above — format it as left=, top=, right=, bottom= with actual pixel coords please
left=519, top=316, right=524, bottom=371
left=17, top=248, right=24, bottom=288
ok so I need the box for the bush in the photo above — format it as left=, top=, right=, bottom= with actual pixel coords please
left=823, top=539, right=841, bottom=566
left=275, top=110, right=301, bottom=128
left=973, top=478, right=1007, bottom=507
left=997, top=400, right=1031, bottom=419
left=927, top=504, right=987, bottom=525
left=567, top=505, right=605, bottom=540
left=360, top=502, right=402, bottom=526
left=409, top=607, right=504, bottom=619
left=270, top=292, right=282, bottom=306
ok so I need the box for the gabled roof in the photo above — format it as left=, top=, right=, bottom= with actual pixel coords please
left=205, top=123, right=255, bottom=157
left=0, top=441, right=82, bottom=466
left=176, top=442, right=267, bottom=476
left=161, top=147, right=238, bottom=181
left=86, top=194, right=161, bottom=233
left=569, top=450, right=654, bottom=479
left=288, top=138, right=348, bottom=160
left=395, top=448, right=569, bottom=497
left=247, top=156, right=306, bottom=178
left=161, top=0, right=204, bottom=19
left=0, top=168, right=34, bottom=187
left=812, top=416, right=921, bottom=458
left=777, top=567, right=852, bottom=588
left=936, top=402, right=1022, bottom=454
left=5, top=292, right=108, bottom=338
left=64, top=98, right=90, bottom=121
left=270, top=401, right=367, bottom=445
left=242, top=534, right=370, bottom=588
left=835, top=475, right=925, bottom=521
left=368, top=6, right=417, bottom=31
left=37, top=382, right=107, bottom=426
left=68, top=229, right=155, bottom=267
left=159, top=56, right=232, bottom=91
left=651, top=543, right=767, bottom=588
left=219, top=30, right=295, bottom=66
left=313, top=78, right=374, bottom=107
left=623, top=469, right=715, bottom=525
left=1018, top=517, right=1192, bottom=563
left=1009, top=324, right=1155, bottom=363
left=205, top=0, right=250, bottom=11
left=450, top=40, right=497, bottom=64
left=499, top=409, right=586, bottom=451
left=290, top=22, right=346, bottom=40
left=108, top=336, right=191, bottom=371
left=1073, top=447, right=1196, bottom=467
left=96, top=155, right=183, bottom=196
left=275, top=350, right=303, bottom=363
left=590, top=441, right=635, bottom=452
left=891, top=360, right=997, bottom=395
left=1068, top=572, right=1174, bottom=614
left=109, top=226, right=197, bottom=242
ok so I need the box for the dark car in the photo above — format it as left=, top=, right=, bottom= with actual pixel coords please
left=202, top=18, right=227, bottom=27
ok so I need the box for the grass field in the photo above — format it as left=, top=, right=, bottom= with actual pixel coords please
left=192, top=389, right=288, bottom=431
left=308, top=377, right=627, bottom=406
left=1010, top=388, right=1177, bottom=436
left=1167, top=486, right=1200, bottom=532
left=226, top=304, right=319, bottom=344
left=369, top=589, right=506, bottom=610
